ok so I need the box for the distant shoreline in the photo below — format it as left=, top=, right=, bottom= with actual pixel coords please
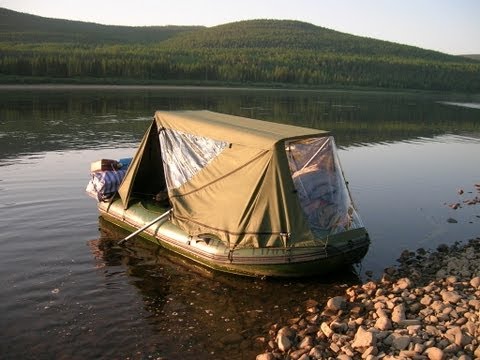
left=0, top=84, right=258, bottom=91
left=0, top=83, right=451, bottom=96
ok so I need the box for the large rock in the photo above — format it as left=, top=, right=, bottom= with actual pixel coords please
left=276, top=334, right=292, bottom=352
left=276, top=326, right=296, bottom=352
left=470, top=276, right=480, bottom=288
left=374, top=316, right=392, bottom=331
left=326, top=296, right=347, bottom=311
left=469, top=299, right=480, bottom=310
left=392, top=335, right=411, bottom=350
left=396, top=277, right=413, bottom=290
left=420, top=294, right=433, bottom=306
left=361, top=346, right=378, bottom=359
left=446, top=326, right=472, bottom=347
left=309, top=346, right=324, bottom=359
left=299, top=335, right=314, bottom=349
left=220, top=332, right=243, bottom=345
left=330, top=320, right=348, bottom=334
left=351, top=326, right=375, bottom=349
left=289, top=349, right=308, bottom=360
left=256, top=353, right=275, bottom=360
left=425, top=347, right=444, bottom=360
left=441, top=290, right=462, bottom=304
left=391, top=303, right=406, bottom=323
left=320, top=322, right=333, bottom=338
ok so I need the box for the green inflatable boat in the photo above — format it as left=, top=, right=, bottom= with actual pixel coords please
left=87, top=110, right=369, bottom=277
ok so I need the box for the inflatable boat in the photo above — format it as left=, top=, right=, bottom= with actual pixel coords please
left=86, top=110, right=369, bottom=277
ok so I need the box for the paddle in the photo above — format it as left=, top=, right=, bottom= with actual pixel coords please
left=118, top=209, right=172, bottom=245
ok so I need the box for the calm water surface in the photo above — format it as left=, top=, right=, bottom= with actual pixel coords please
left=1, top=86, right=479, bottom=359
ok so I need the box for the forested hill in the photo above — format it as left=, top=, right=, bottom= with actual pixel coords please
left=0, top=7, right=202, bottom=44
left=163, top=19, right=464, bottom=63
left=1, top=8, right=479, bottom=92
left=463, top=54, right=480, bottom=61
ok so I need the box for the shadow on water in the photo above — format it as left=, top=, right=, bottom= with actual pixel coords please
left=89, top=217, right=362, bottom=359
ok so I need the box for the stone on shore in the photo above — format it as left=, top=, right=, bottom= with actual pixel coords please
left=391, top=303, right=406, bottom=323
left=351, top=326, right=374, bottom=349
left=259, top=238, right=480, bottom=360
left=326, top=296, right=347, bottom=311
left=320, top=322, right=333, bottom=338
left=396, top=277, right=412, bottom=289
left=276, top=326, right=295, bottom=352
left=391, top=334, right=410, bottom=350
left=256, top=353, right=275, bottom=360
left=441, top=290, right=462, bottom=304
left=374, top=316, right=391, bottom=331
left=470, top=276, right=480, bottom=288
left=425, top=347, right=444, bottom=360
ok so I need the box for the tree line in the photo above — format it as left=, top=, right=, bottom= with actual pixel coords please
left=1, top=43, right=479, bottom=91
left=1, top=13, right=479, bottom=92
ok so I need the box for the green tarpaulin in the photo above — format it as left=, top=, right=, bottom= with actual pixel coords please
left=118, top=110, right=362, bottom=250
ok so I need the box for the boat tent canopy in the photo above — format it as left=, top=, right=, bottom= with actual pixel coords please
left=118, top=110, right=362, bottom=250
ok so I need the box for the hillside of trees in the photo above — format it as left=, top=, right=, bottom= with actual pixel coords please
left=0, top=7, right=201, bottom=44
left=463, top=54, right=480, bottom=61
left=1, top=8, right=479, bottom=92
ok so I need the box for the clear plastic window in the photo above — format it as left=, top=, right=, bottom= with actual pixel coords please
left=159, top=128, right=228, bottom=190
left=286, top=136, right=363, bottom=236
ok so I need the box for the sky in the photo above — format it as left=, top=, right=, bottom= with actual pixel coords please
left=1, top=0, right=479, bottom=55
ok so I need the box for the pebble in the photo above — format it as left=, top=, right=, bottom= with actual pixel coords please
left=259, top=237, right=480, bottom=360
left=256, top=353, right=275, bottom=360
left=425, top=347, right=444, bottom=360
left=396, top=277, right=412, bottom=289
left=326, top=296, right=347, bottom=311
left=470, top=276, right=480, bottom=288
left=320, top=322, right=333, bottom=338
left=220, top=332, right=244, bottom=345
left=441, top=290, right=462, bottom=304
left=391, top=303, right=406, bottom=323
left=351, top=327, right=374, bottom=349
left=391, top=334, right=410, bottom=350
left=276, top=326, right=295, bottom=351
left=374, top=316, right=391, bottom=331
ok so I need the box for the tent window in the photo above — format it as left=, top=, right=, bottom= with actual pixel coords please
left=285, top=136, right=363, bottom=236
left=159, top=128, right=228, bottom=190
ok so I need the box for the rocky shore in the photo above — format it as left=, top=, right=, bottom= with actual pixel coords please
left=257, top=237, right=480, bottom=360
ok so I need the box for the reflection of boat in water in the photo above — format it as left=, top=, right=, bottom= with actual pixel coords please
left=89, top=218, right=363, bottom=359
left=87, top=110, right=369, bottom=277
left=91, top=216, right=229, bottom=280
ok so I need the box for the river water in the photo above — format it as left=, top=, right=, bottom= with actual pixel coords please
left=0, top=86, right=479, bottom=359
